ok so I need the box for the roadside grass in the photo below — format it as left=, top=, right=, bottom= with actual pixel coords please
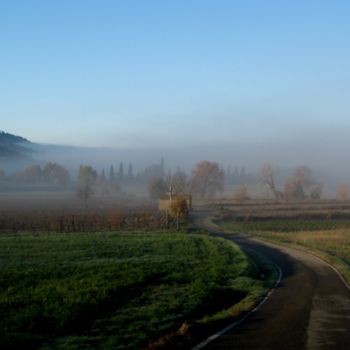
left=196, top=248, right=277, bottom=325
left=0, top=231, right=276, bottom=350
left=219, top=220, right=350, bottom=286
left=221, top=219, right=350, bottom=233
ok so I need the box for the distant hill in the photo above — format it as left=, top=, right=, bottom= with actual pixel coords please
left=0, top=131, right=29, bottom=144
left=0, top=131, right=32, bottom=160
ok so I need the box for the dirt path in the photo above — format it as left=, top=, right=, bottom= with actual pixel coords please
left=193, top=210, right=350, bottom=350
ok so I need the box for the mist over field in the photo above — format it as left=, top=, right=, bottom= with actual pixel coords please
left=1, top=128, right=348, bottom=191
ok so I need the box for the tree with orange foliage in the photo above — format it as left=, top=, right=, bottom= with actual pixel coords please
left=289, top=166, right=321, bottom=200
left=284, top=177, right=305, bottom=201
left=14, top=164, right=42, bottom=183
left=337, top=184, right=349, bottom=201
left=170, top=196, right=189, bottom=229
left=191, top=161, right=224, bottom=198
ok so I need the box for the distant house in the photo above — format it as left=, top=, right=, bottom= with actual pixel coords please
left=158, top=194, right=192, bottom=212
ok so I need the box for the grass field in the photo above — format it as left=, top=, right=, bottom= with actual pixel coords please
left=217, top=206, right=350, bottom=286
left=214, top=200, right=350, bottom=284
left=210, top=199, right=350, bottom=220
left=221, top=219, right=350, bottom=233
left=0, top=231, right=276, bottom=350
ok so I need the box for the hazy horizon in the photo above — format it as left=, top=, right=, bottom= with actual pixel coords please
left=1, top=0, right=350, bottom=150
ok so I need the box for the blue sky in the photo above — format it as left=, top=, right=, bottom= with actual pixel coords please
left=1, top=0, right=350, bottom=147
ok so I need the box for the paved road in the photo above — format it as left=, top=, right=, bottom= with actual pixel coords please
left=193, top=211, right=350, bottom=350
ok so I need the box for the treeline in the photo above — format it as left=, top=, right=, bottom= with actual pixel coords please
left=225, top=166, right=256, bottom=185
left=0, top=163, right=70, bottom=186
left=145, top=161, right=254, bottom=200
left=0, top=158, right=167, bottom=188
left=0, top=130, right=28, bottom=144
left=105, top=159, right=166, bottom=184
left=7, top=159, right=350, bottom=202
left=259, top=164, right=323, bottom=201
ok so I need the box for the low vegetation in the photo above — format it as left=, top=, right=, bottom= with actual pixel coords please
left=254, top=229, right=350, bottom=282
left=221, top=219, right=350, bottom=233
left=0, top=231, right=276, bottom=350
left=216, top=200, right=350, bottom=286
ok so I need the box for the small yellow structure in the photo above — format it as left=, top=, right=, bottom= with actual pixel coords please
left=158, top=194, right=192, bottom=212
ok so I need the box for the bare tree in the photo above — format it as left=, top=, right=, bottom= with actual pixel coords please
left=77, top=165, right=97, bottom=207
left=167, top=171, right=189, bottom=195
left=310, top=183, right=323, bottom=200
left=259, top=163, right=282, bottom=199
left=77, top=182, right=93, bottom=207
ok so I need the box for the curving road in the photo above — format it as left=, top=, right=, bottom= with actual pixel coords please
left=193, top=210, right=350, bottom=350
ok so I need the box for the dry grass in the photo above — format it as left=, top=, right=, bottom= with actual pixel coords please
left=215, top=199, right=350, bottom=285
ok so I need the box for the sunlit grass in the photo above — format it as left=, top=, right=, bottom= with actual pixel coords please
left=220, top=220, right=350, bottom=285
left=219, top=219, right=350, bottom=233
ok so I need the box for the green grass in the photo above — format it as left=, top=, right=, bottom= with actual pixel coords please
left=0, top=231, right=275, bottom=350
left=219, top=219, right=350, bottom=286
left=220, top=219, right=350, bottom=233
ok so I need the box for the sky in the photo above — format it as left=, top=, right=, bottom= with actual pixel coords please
left=1, top=0, right=350, bottom=148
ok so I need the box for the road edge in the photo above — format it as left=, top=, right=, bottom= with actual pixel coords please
left=192, top=264, right=282, bottom=350
left=190, top=218, right=283, bottom=350
left=248, top=236, right=350, bottom=293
